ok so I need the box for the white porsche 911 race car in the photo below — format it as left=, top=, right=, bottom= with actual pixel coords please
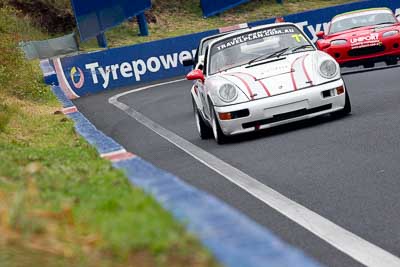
left=185, top=22, right=351, bottom=144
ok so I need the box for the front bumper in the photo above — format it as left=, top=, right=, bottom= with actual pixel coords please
left=324, top=36, right=400, bottom=65
left=214, top=79, right=346, bottom=136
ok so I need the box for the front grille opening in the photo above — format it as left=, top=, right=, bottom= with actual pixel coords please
left=322, top=90, right=332, bottom=98
left=242, top=104, right=332, bottom=129
left=231, top=109, right=250, bottom=119
left=348, top=45, right=385, bottom=57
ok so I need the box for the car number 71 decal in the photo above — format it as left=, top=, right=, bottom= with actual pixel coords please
left=292, top=34, right=307, bottom=42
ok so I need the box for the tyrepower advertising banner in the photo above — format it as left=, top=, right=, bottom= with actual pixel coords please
left=55, top=0, right=400, bottom=99
left=201, top=0, right=250, bottom=18
left=54, top=31, right=217, bottom=98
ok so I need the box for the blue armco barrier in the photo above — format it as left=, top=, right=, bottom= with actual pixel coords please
left=137, top=12, right=149, bottom=36
left=40, top=59, right=58, bottom=86
left=54, top=0, right=400, bottom=99
left=96, top=33, right=108, bottom=48
left=70, top=0, right=151, bottom=41
left=201, top=0, right=251, bottom=18
left=50, top=84, right=322, bottom=267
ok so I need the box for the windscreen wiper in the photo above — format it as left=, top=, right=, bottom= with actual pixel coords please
left=374, top=22, right=395, bottom=25
left=291, top=44, right=314, bottom=53
left=344, top=26, right=363, bottom=31
left=248, top=47, right=290, bottom=65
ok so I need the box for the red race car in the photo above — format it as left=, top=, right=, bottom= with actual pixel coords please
left=316, top=7, right=400, bottom=67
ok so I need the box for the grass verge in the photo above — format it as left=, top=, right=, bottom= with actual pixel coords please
left=0, top=6, right=217, bottom=267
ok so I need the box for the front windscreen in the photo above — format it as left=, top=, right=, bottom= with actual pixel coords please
left=202, top=36, right=223, bottom=56
left=208, top=25, right=312, bottom=75
left=330, top=10, right=396, bottom=34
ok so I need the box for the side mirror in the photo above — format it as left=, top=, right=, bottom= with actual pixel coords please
left=182, top=55, right=194, bottom=67
left=319, top=42, right=331, bottom=50
left=396, top=14, right=400, bottom=22
left=186, top=69, right=205, bottom=83
left=316, top=31, right=325, bottom=39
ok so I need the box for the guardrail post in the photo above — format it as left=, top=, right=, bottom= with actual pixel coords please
left=96, top=33, right=108, bottom=48
left=137, top=12, right=149, bottom=36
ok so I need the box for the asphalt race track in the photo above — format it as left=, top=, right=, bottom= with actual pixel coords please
left=74, top=66, right=400, bottom=267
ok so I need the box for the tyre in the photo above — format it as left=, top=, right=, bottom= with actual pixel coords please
left=332, top=89, right=351, bottom=118
left=192, top=97, right=212, bottom=139
left=363, top=61, right=374, bottom=68
left=209, top=103, right=229, bottom=144
left=386, top=57, right=398, bottom=66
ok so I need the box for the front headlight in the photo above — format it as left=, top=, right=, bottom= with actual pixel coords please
left=218, top=83, right=238, bottom=102
left=383, top=30, right=399, bottom=38
left=319, top=60, right=338, bottom=79
left=330, top=39, right=347, bottom=46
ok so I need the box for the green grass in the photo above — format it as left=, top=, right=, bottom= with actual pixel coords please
left=0, top=6, right=52, bottom=101
left=0, top=97, right=217, bottom=266
left=0, top=6, right=217, bottom=267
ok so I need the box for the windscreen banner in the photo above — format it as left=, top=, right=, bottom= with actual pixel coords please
left=201, top=0, right=250, bottom=18
left=71, top=0, right=151, bottom=41
left=54, top=0, right=400, bottom=99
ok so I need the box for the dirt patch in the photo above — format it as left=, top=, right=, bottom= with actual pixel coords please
left=145, top=10, right=158, bottom=24
left=7, top=0, right=75, bottom=34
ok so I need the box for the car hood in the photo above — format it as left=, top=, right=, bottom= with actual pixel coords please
left=211, top=51, right=338, bottom=101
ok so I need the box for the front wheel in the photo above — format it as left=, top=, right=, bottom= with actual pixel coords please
left=209, top=104, right=229, bottom=144
left=192, top=97, right=212, bottom=139
left=386, top=57, right=398, bottom=66
left=363, top=61, right=374, bottom=68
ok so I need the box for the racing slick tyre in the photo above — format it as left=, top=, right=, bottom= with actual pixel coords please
left=332, top=89, right=351, bottom=118
left=192, top=97, right=212, bottom=139
left=209, top=103, right=229, bottom=145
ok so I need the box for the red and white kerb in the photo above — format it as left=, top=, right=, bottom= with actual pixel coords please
left=101, top=149, right=136, bottom=162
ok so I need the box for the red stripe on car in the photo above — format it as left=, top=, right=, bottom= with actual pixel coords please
left=290, top=56, right=303, bottom=91
left=301, top=54, right=312, bottom=85
left=257, top=80, right=271, bottom=97
left=230, top=72, right=271, bottom=97
left=224, top=73, right=255, bottom=100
